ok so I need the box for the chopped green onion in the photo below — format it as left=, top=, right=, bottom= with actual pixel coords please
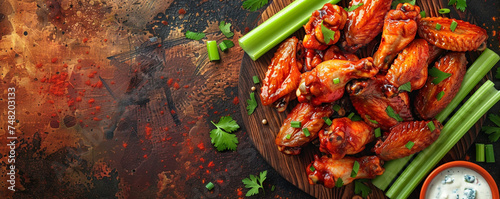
left=253, top=76, right=260, bottom=84
left=420, top=10, right=426, bottom=18
left=333, top=77, right=340, bottom=84
left=350, top=161, right=360, bottom=178
left=438, top=8, right=450, bottom=14
left=309, top=165, right=315, bottom=172
left=291, top=121, right=301, bottom=128
left=286, top=134, right=291, bottom=139
left=206, top=182, right=215, bottom=190
left=321, top=21, right=336, bottom=44
left=323, top=117, right=332, bottom=126
left=303, top=127, right=311, bottom=137
left=207, top=41, right=220, bottom=61
left=347, top=3, right=363, bottom=12
left=335, top=177, right=343, bottom=187
left=386, top=106, right=403, bottom=122
left=347, top=112, right=355, bottom=119
left=219, top=41, right=229, bottom=52
left=398, top=82, right=411, bottom=92
left=485, top=144, right=495, bottom=163
left=436, top=23, right=442, bottom=30
left=374, top=128, right=381, bottom=138
left=429, top=67, right=452, bottom=85
left=238, top=0, right=342, bottom=60
left=219, top=40, right=234, bottom=52
left=428, top=121, right=436, bottom=131
left=476, top=143, right=485, bottom=162
left=405, top=141, right=415, bottom=150
left=352, top=114, right=362, bottom=121
left=450, top=20, right=458, bottom=32
left=271, top=185, right=275, bottom=191
left=367, top=116, right=378, bottom=124
left=437, top=91, right=445, bottom=101
left=333, top=104, right=341, bottom=112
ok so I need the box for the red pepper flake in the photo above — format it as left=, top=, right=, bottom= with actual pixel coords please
left=178, top=8, right=186, bottom=15
left=160, top=76, right=164, bottom=79
left=77, top=59, right=82, bottom=63
left=51, top=58, right=58, bottom=63
left=106, top=115, right=111, bottom=119
left=245, top=27, right=250, bottom=33
left=166, top=137, right=172, bottom=141
left=88, top=98, right=95, bottom=104
left=233, top=97, right=239, bottom=105
left=67, top=99, right=75, bottom=107
left=163, top=127, right=169, bottom=131
left=88, top=73, right=95, bottom=78
left=104, top=39, right=108, bottom=42
left=95, top=106, right=101, bottom=111
left=90, top=112, right=95, bottom=115
left=77, top=65, right=82, bottom=70
left=95, top=80, right=103, bottom=88
left=76, top=96, right=82, bottom=102
left=51, top=113, right=57, bottom=117
left=237, top=188, right=243, bottom=196
left=85, top=80, right=91, bottom=86
left=214, top=111, right=218, bottom=114
left=183, top=85, right=189, bottom=88
left=122, top=142, right=128, bottom=148
left=63, top=63, right=68, bottom=68
left=197, top=143, right=205, bottom=150
left=199, top=165, right=204, bottom=169
left=167, top=78, right=174, bottom=86
left=199, top=158, right=205, bottom=163
left=157, top=44, right=162, bottom=48
left=143, top=154, right=148, bottom=159
left=47, top=100, right=55, bottom=104
left=86, top=51, right=89, bottom=54
left=170, top=110, right=176, bottom=114
left=208, top=161, right=215, bottom=168
left=145, top=125, right=152, bottom=138
left=160, top=111, right=164, bottom=115
left=93, top=117, right=102, bottom=121
left=36, top=63, right=43, bottom=68
left=216, top=179, right=224, bottom=184
left=161, top=21, right=168, bottom=25
left=83, top=38, right=88, bottom=43
left=110, top=81, right=115, bottom=85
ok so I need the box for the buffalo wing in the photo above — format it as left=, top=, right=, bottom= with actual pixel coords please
left=385, top=39, right=429, bottom=90
left=303, top=3, right=348, bottom=50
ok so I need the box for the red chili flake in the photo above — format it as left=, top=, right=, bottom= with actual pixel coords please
left=96, top=80, right=103, bottom=88
left=245, top=27, right=250, bottom=33
left=122, top=142, right=128, bottom=148
left=161, top=21, right=168, bottom=25
left=36, top=63, right=43, bottom=68
left=170, top=110, right=176, bottom=114
left=166, top=137, right=172, bottom=141
left=110, top=81, right=115, bottom=85
left=199, top=158, right=205, bottom=163
left=183, top=85, right=189, bottom=88
left=85, top=80, right=91, bottom=85
left=134, top=69, right=138, bottom=73
left=143, top=154, right=148, bottom=159
left=51, top=58, right=58, bottom=63
left=76, top=96, right=82, bottom=102
left=51, top=113, right=57, bottom=117
left=77, top=59, right=82, bottom=63
left=93, top=117, right=102, bottom=121
left=145, top=125, right=152, bottom=138
left=157, top=44, right=162, bottom=48
left=210, top=106, right=214, bottom=109
left=197, top=143, right=205, bottom=150
left=79, top=120, right=83, bottom=123
left=104, top=39, right=108, bottom=42
left=160, top=76, right=164, bottom=79
left=95, top=106, right=101, bottom=111
left=47, top=100, right=55, bottom=104
left=237, top=188, right=243, bottom=196
left=83, top=38, right=88, bottom=43
left=63, top=63, right=68, bottom=68
left=167, top=78, right=174, bottom=86
left=206, top=170, right=210, bottom=174
left=88, top=73, right=95, bottom=78
left=233, top=97, right=239, bottom=105
left=208, top=161, right=215, bottom=168
left=67, top=99, right=75, bottom=107
left=163, top=127, right=169, bottom=131
left=214, top=111, right=218, bottom=114
left=77, top=65, right=82, bottom=70
left=106, top=115, right=111, bottom=119
left=88, top=98, right=95, bottom=104
left=178, top=8, right=186, bottom=15
left=216, top=179, right=224, bottom=184
left=199, top=165, right=204, bottom=169
left=86, top=51, right=89, bottom=54
left=90, top=112, right=95, bottom=115
left=160, top=111, right=164, bottom=115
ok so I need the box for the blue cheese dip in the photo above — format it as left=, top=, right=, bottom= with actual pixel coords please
left=425, top=167, right=493, bottom=199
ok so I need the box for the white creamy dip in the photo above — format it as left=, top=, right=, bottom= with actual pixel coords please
left=425, top=167, right=492, bottom=199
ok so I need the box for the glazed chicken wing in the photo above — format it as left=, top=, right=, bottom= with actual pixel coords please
left=303, top=3, right=348, bottom=50
left=319, top=117, right=374, bottom=160
left=307, top=155, right=385, bottom=188
left=415, top=52, right=467, bottom=119
left=373, top=3, right=420, bottom=71
left=260, top=37, right=301, bottom=111
left=418, top=17, right=487, bottom=51
left=374, top=120, right=442, bottom=161
left=275, top=103, right=333, bottom=155
left=343, top=0, right=392, bottom=52
left=296, top=58, right=378, bottom=106
left=385, top=39, right=429, bottom=90
left=347, top=77, right=413, bottom=131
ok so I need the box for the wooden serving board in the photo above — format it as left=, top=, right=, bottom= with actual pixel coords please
left=238, top=0, right=488, bottom=198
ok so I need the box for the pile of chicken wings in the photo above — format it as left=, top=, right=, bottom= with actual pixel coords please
left=259, top=0, right=487, bottom=188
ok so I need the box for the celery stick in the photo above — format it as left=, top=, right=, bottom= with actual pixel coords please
left=476, top=143, right=485, bottom=162
left=371, top=155, right=412, bottom=191
left=436, top=48, right=500, bottom=122
left=485, top=144, right=495, bottom=163
left=207, top=41, right=220, bottom=61
left=387, top=81, right=500, bottom=199
left=239, top=0, right=341, bottom=61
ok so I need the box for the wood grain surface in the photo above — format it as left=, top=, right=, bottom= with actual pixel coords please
left=238, top=0, right=489, bottom=198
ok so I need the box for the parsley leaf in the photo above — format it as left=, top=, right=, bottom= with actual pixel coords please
left=335, top=177, right=343, bottom=187
left=321, top=21, right=335, bottom=44
left=398, top=82, right=412, bottom=92
left=448, top=0, right=457, bottom=5
left=242, top=170, right=267, bottom=197
left=247, top=92, right=258, bottom=115
left=242, top=0, right=269, bottom=12
left=483, top=114, right=500, bottom=142
left=219, top=21, right=234, bottom=38
left=210, top=116, right=240, bottom=151
left=185, top=30, right=205, bottom=40
left=456, top=0, right=467, bottom=12
left=429, top=67, right=452, bottom=85
left=391, top=0, right=415, bottom=9
left=386, top=106, right=403, bottom=122
left=354, top=179, right=371, bottom=198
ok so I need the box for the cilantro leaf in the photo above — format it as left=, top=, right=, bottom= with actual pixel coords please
left=242, top=0, right=269, bottom=12
left=456, top=0, right=467, bottom=12
left=242, top=170, right=267, bottom=196
left=247, top=92, right=258, bottom=115
left=209, top=116, right=240, bottom=151
left=321, top=21, right=335, bottom=44
left=185, top=30, right=205, bottom=40
left=391, top=0, right=415, bottom=9
left=354, top=179, right=371, bottom=198
left=219, top=21, right=234, bottom=38
left=483, top=114, right=500, bottom=142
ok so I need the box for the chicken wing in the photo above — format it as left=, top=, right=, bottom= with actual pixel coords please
left=374, top=120, right=442, bottom=161
left=319, top=117, right=374, bottom=159
left=385, top=39, right=429, bottom=91
left=303, top=3, right=348, bottom=50
left=414, top=52, right=467, bottom=119
left=297, top=58, right=378, bottom=106
left=347, top=77, right=413, bottom=131
left=418, top=17, right=487, bottom=51
left=307, top=155, right=385, bottom=188
left=260, top=37, right=301, bottom=111
left=373, top=3, right=420, bottom=71
left=275, top=103, right=333, bottom=155
left=343, top=0, right=392, bottom=52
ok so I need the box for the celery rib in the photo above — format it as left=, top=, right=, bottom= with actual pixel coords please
left=387, top=81, right=500, bottom=199
left=239, top=0, right=341, bottom=61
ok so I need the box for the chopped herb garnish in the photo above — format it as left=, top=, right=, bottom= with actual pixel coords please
left=347, top=3, right=363, bottom=12
left=352, top=114, right=362, bottom=121
left=495, top=67, right=500, bottom=79
left=450, top=21, right=458, bottom=32
left=399, top=82, right=412, bottom=92
left=366, top=115, right=378, bottom=124
left=333, top=77, right=340, bottom=84
left=185, top=30, right=206, bottom=40
left=219, top=40, right=234, bottom=51
left=247, top=92, right=258, bottom=115
left=321, top=21, right=336, bottom=44
left=271, top=185, right=275, bottom=192
left=252, top=76, right=260, bottom=84
left=391, top=0, right=415, bottom=9
left=303, top=127, right=311, bottom=137
left=448, top=0, right=457, bottom=5
left=291, top=121, right=302, bottom=128
left=210, top=116, right=240, bottom=151
left=354, top=179, right=371, bottom=198
left=456, top=0, right=467, bottom=12
left=420, top=10, right=426, bottom=18
left=348, top=112, right=355, bottom=119
left=333, top=104, right=341, bottom=112
left=219, top=21, right=234, bottom=38
left=485, top=144, right=495, bottom=163
left=476, top=143, right=485, bottom=162
left=286, top=134, right=291, bottom=139
left=206, top=182, right=215, bottom=190
left=429, top=67, right=452, bottom=84
left=309, top=165, right=315, bottom=172
left=350, top=161, right=360, bottom=178
left=386, top=106, right=403, bottom=122
left=207, top=40, right=220, bottom=61
left=242, top=0, right=269, bottom=12
left=405, top=141, right=415, bottom=150
left=481, top=114, right=500, bottom=142
left=242, top=170, right=267, bottom=196
left=335, top=177, right=343, bottom=188
left=323, top=117, right=333, bottom=126
left=436, top=23, right=442, bottom=30
left=437, top=91, right=445, bottom=101
left=427, top=121, right=436, bottom=131
left=438, top=8, right=450, bottom=14
left=374, top=128, right=382, bottom=138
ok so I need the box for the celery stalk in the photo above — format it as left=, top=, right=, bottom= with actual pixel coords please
left=386, top=81, right=500, bottom=199
left=371, top=155, right=412, bottom=191
left=436, top=48, right=500, bottom=122
left=239, top=0, right=341, bottom=61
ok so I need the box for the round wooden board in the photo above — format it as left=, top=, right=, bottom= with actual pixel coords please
left=238, top=0, right=488, bottom=198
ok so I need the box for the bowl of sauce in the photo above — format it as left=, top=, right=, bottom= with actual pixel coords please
left=421, top=161, right=499, bottom=199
